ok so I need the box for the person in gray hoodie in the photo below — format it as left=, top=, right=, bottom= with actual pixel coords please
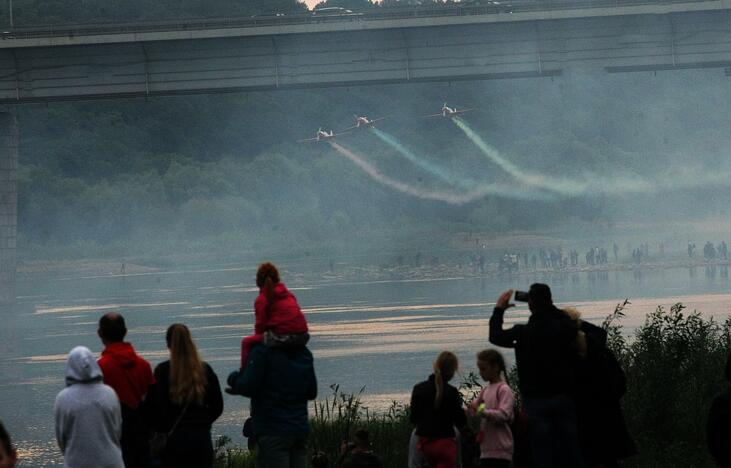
left=54, top=346, right=124, bottom=468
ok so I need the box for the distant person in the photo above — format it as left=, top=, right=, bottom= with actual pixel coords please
left=54, top=346, right=124, bottom=468
left=97, top=312, right=155, bottom=468
left=227, top=326, right=317, bottom=467
left=467, top=349, right=515, bottom=468
left=410, top=351, right=467, bottom=468
left=0, top=421, right=17, bottom=468
left=489, top=285, right=584, bottom=468
left=145, top=324, right=223, bottom=468
left=240, top=262, right=309, bottom=370
left=708, top=352, right=731, bottom=468
left=338, top=429, right=384, bottom=468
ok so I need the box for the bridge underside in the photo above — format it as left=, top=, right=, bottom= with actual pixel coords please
left=0, top=10, right=729, bottom=103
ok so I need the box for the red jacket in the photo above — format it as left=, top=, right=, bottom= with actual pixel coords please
left=254, top=282, right=308, bottom=335
left=98, top=342, right=154, bottom=409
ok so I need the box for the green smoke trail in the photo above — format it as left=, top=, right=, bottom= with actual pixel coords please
left=371, top=128, right=475, bottom=190
left=330, top=141, right=554, bottom=202
left=370, top=128, right=553, bottom=201
left=451, top=116, right=588, bottom=196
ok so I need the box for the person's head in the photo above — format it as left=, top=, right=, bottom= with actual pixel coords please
left=256, top=262, right=280, bottom=289
left=476, top=349, right=507, bottom=383
left=166, top=323, right=206, bottom=405
left=98, top=312, right=127, bottom=345
left=528, top=283, right=553, bottom=313
left=352, top=428, right=371, bottom=451
left=433, top=351, right=459, bottom=409
left=0, top=421, right=17, bottom=468
left=311, top=451, right=329, bottom=468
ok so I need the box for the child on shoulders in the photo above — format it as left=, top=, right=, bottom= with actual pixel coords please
left=240, top=262, right=309, bottom=369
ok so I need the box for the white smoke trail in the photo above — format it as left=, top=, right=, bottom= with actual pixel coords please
left=329, top=141, right=495, bottom=204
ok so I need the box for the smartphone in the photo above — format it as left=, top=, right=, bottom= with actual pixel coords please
left=514, top=290, right=530, bottom=302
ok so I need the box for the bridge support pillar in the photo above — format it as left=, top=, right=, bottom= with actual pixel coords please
left=0, top=113, right=17, bottom=305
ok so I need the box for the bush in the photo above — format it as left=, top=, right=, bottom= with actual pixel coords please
left=604, top=301, right=731, bottom=467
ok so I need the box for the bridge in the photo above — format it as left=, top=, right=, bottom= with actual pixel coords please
left=0, top=0, right=730, bottom=302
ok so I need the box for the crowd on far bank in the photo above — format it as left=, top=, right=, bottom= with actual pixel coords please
left=4, top=264, right=731, bottom=468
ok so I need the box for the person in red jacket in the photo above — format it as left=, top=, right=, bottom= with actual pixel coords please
left=240, top=262, right=309, bottom=369
left=98, top=312, right=155, bottom=468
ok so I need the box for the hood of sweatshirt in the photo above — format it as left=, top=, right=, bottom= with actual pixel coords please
left=272, top=282, right=291, bottom=300
left=65, top=346, right=103, bottom=386
left=101, top=341, right=139, bottom=369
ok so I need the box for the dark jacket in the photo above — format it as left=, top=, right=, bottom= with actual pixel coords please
left=574, top=321, right=637, bottom=465
left=145, top=361, right=223, bottom=433
left=410, top=374, right=467, bottom=438
left=708, top=386, right=731, bottom=468
left=228, top=343, right=317, bottom=436
left=489, top=305, right=578, bottom=397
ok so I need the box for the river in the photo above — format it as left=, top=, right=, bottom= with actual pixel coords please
left=1, top=262, right=729, bottom=465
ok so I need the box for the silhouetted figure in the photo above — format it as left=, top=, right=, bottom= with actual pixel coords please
left=97, top=313, right=154, bottom=468
left=688, top=242, right=696, bottom=258
left=719, top=241, right=728, bottom=261
left=0, top=420, right=18, bottom=468
left=489, top=285, right=584, bottom=468
left=613, top=243, right=619, bottom=262
left=338, top=429, right=384, bottom=468
left=568, top=311, right=637, bottom=467
left=227, top=336, right=317, bottom=468
left=145, top=324, right=223, bottom=468
left=410, top=351, right=467, bottom=468
left=708, top=353, right=731, bottom=468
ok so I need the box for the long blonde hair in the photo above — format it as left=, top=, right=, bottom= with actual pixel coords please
left=433, top=351, right=459, bottom=410
left=166, top=323, right=206, bottom=405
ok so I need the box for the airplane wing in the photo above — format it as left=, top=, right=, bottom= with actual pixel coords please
left=370, top=117, right=387, bottom=124
left=297, top=136, right=320, bottom=143
left=422, top=113, right=444, bottom=118
left=453, top=108, right=476, bottom=115
left=340, top=125, right=358, bottom=132
left=333, top=130, right=352, bottom=137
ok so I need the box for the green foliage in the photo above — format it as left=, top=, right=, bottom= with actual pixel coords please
left=604, top=302, right=731, bottom=467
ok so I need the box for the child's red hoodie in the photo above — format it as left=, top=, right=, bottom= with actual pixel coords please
left=254, top=282, right=308, bottom=335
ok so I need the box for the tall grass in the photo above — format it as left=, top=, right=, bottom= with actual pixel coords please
left=215, top=302, right=731, bottom=467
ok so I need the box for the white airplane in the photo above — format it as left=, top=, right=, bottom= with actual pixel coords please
left=424, top=102, right=476, bottom=118
left=341, top=115, right=386, bottom=131
left=298, top=128, right=348, bottom=143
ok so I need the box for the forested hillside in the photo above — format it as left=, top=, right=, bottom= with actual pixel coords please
left=7, top=67, right=731, bottom=259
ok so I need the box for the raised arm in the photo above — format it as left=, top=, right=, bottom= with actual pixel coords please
left=489, top=290, right=520, bottom=348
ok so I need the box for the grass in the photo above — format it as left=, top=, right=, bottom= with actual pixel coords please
left=215, top=301, right=731, bottom=468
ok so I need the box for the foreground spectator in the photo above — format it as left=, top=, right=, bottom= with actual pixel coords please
left=97, top=312, right=155, bottom=468
left=708, top=352, right=731, bottom=468
left=489, top=285, right=584, bottom=468
left=0, top=421, right=17, bottom=468
left=145, top=324, right=223, bottom=468
left=566, top=308, right=636, bottom=467
left=337, top=429, right=384, bottom=468
left=240, top=262, right=309, bottom=370
left=467, top=349, right=514, bottom=468
left=227, top=336, right=317, bottom=467
left=54, top=346, right=124, bottom=468
left=410, top=351, right=467, bottom=468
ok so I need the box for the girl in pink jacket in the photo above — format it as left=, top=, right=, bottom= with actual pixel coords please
left=468, top=349, right=515, bottom=468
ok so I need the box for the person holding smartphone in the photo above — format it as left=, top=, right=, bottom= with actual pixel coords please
left=488, top=284, right=584, bottom=468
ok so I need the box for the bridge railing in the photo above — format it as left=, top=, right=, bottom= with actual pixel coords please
left=1, top=0, right=720, bottom=40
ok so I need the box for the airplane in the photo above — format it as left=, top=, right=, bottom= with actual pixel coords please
left=298, top=128, right=348, bottom=143
left=341, top=115, right=386, bottom=131
left=424, top=102, right=476, bottom=118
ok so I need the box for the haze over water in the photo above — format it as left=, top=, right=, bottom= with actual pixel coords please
left=2, top=262, right=730, bottom=465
